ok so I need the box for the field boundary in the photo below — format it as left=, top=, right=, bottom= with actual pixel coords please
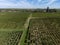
left=0, top=29, right=24, bottom=31
left=18, top=14, right=32, bottom=45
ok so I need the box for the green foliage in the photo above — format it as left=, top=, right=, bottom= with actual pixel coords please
left=32, top=12, right=60, bottom=18
left=0, top=12, right=30, bottom=29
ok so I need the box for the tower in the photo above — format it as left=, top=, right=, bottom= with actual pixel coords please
left=46, top=7, right=49, bottom=12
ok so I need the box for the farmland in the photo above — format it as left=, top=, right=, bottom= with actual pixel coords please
left=0, top=12, right=30, bottom=29
left=0, top=11, right=30, bottom=45
left=25, top=18, right=60, bottom=45
left=0, top=31, right=23, bottom=45
left=0, top=9, right=60, bottom=45
left=32, top=12, right=60, bottom=18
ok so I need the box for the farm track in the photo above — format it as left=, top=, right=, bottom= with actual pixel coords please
left=24, top=14, right=32, bottom=29
left=18, top=14, right=32, bottom=45
left=31, top=17, right=41, bottom=19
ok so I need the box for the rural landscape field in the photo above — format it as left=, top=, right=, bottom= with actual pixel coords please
left=0, top=9, right=60, bottom=45
left=0, top=10, right=30, bottom=45
left=0, top=0, right=60, bottom=45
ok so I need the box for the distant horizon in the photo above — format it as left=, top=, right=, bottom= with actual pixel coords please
left=0, top=0, right=60, bottom=9
left=0, top=8, right=60, bottom=9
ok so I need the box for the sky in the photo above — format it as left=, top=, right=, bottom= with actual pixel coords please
left=0, top=0, right=60, bottom=9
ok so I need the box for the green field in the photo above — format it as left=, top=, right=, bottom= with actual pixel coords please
left=0, top=11, right=60, bottom=45
left=28, top=18, right=60, bottom=45
left=0, top=12, right=30, bottom=29
left=32, top=12, right=60, bottom=18
left=24, top=12, right=60, bottom=45
left=0, top=11, right=30, bottom=45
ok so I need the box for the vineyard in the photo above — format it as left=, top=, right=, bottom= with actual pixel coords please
left=26, top=18, right=60, bottom=45
left=0, top=12, right=30, bottom=45
left=0, top=31, right=23, bottom=45
left=0, top=11, right=60, bottom=45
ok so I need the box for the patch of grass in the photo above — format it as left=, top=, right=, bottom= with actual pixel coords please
left=0, top=12, right=30, bottom=29
left=32, top=12, right=60, bottom=18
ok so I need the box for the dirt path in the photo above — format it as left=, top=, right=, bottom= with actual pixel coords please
left=32, top=17, right=44, bottom=19
left=18, top=14, right=32, bottom=45
left=23, top=14, right=32, bottom=29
